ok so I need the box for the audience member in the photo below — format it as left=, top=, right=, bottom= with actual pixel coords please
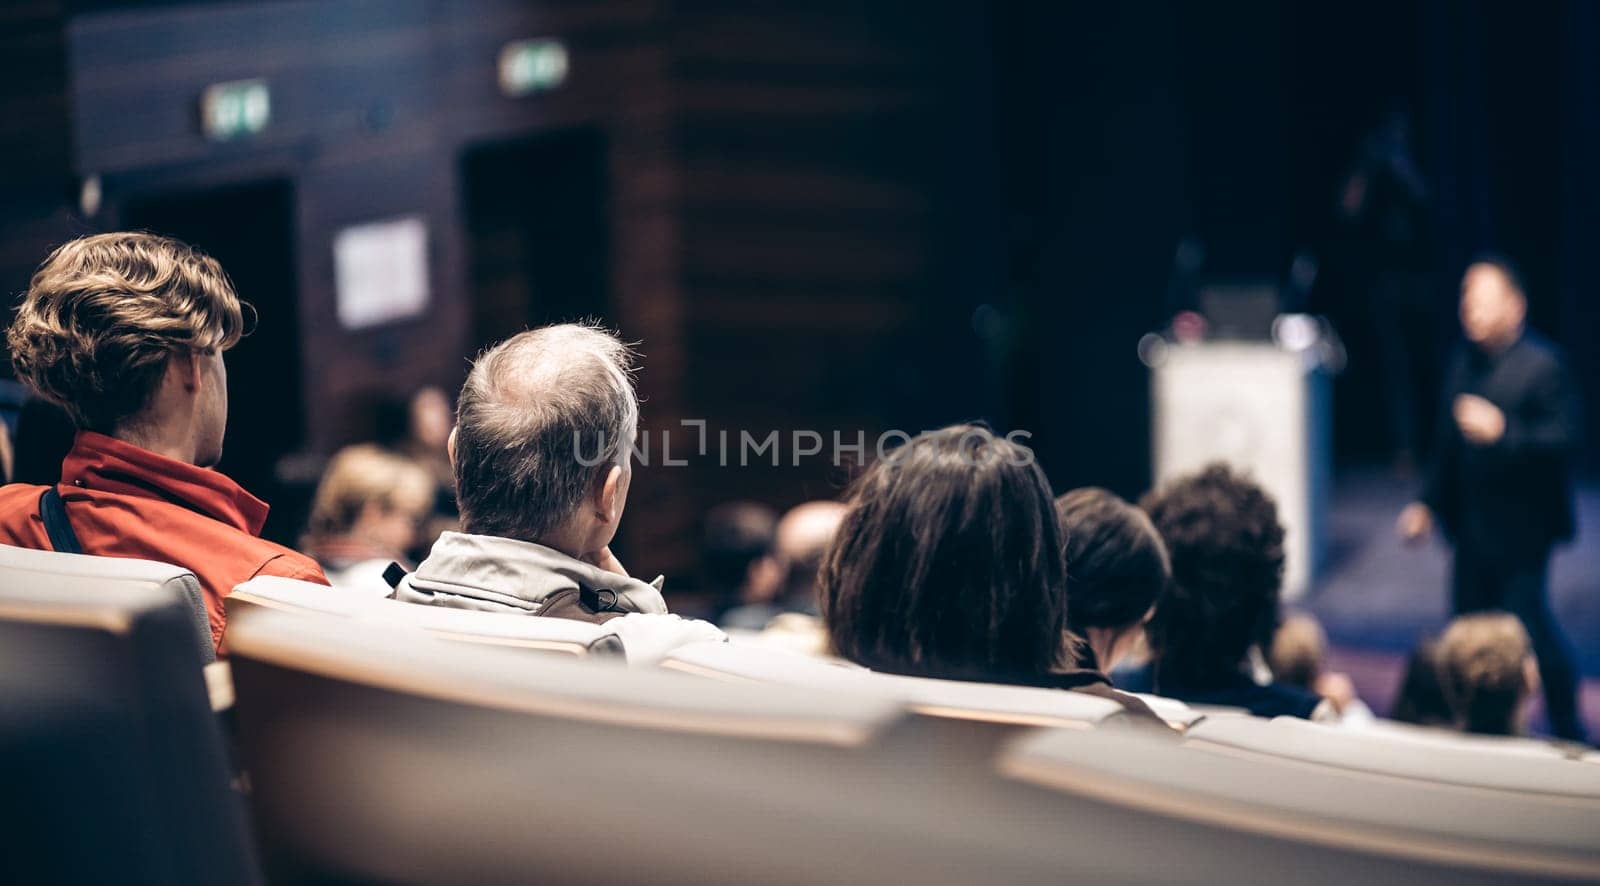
left=699, top=501, right=781, bottom=623
left=301, top=444, right=434, bottom=595
left=1435, top=611, right=1538, bottom=737
left=722, top=499, right=846, bottom=630
left=818, top=424, right=1168, bottom=727
left=1390, top=637, right=1454, bottom=727
left=1054, top=487, right=1168, bottom=673
left=1135, top=464, right=1330, bottom=720
left=1269, top=612, right=1373, bottom=724
left=391, top=323, right=722, bottom=648
left=0, top=232, right=327, bottom=649
left=368, top=385, right=461, bottom=560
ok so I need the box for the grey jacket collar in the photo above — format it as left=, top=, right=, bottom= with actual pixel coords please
left=402, top=531, right=668, bottom=615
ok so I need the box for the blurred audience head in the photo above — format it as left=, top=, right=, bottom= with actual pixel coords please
left=0, top=419, right=11, bottom=484
left=451, top=322, right=638, bottom=557
left=1269, top=611, right=1327, bottom=690
left=409, top=386, right=454, bottom=453
left=1435, top=612, right=1536, bottom=737
left=5, top=232, right=245, bottom=466
left=775, top=500, right=848, bottom=605
left=819, top=424, right=1069, bottom=682
left=1390, top=636, right=1453, bottom=728
left=702, top=501, right=780, bottom=603
left=1054, top=487, right=1168, bottom=672
left=1460, top=254, right=1527, bottom=351
left=304, top=444, right=434, bottom=558
left=1140, top=463, right=1285, bottom=690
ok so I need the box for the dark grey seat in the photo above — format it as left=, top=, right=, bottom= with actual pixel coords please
left=0, top=543, right=212, bottom=663
left=0, top=546, right=257, bottom=885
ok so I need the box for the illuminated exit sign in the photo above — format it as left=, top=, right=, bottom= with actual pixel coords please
left=199, top=78, right=270, bottom=142
left=498, top=39, right=569, bottom=97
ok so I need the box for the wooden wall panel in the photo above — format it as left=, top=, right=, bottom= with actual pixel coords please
left=669, top=0, right=958, bottom=515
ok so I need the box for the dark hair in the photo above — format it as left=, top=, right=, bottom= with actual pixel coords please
left=1466, top=251, right=1526, bottom=298
left=1390, top=637, right=1452, bottom=728
left=819, top=424, right=1072, bottom=683
left=1139, top=464, right=1285, bottom=690
left=1055, top=487, right=1170, bottom=633
left=702, top=501, right=777, bottom=593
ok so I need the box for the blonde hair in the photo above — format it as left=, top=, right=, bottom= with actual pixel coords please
left=305, top=445, right=435, bottom=544
left=1269, top=612, right=1328, bottom=690
left=1436, top=612, right=1533, bottom=736
left=6, top=232, right=245, bottom=431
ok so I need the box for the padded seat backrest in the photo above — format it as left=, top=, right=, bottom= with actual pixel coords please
left=225, top=607, right=922, bottom=883
left=663, top=639, right=1126, bottom=728
left=1185, top=715, right=1600, bottom=799
left=0, top=560, right=257, bottom=884
left=228, top=575, right=619, bottom=658
left=1001, top=726, right=1600, bottom=882
left=0, top=543, right=212, bottom=663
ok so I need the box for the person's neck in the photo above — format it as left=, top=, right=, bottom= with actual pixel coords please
left=112, top=422, right=199, bottom=465
left=1085, top=626, right=1119, bottom=673
left=1480, top=326, right=1523, bottom=357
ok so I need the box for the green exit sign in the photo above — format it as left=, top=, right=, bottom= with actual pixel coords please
left=200, top=78, right=271, bottom=142
left=498, top=39, right=569, bottom=97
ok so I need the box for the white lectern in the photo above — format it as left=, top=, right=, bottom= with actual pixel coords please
left=1151, top=342, right=1330, bottom=600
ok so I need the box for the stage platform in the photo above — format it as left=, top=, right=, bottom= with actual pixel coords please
left=1307, top=469, right=1599, bottom=736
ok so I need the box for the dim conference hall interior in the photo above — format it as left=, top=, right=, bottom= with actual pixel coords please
left=2, top=1, right=1599, bottom=883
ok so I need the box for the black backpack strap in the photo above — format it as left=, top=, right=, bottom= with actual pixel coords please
left=38, top=487, right=84, bottom=555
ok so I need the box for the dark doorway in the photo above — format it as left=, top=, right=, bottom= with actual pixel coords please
left=460, top=128, right=611, bottom=351
left=121, top=179, right=306, bottom=546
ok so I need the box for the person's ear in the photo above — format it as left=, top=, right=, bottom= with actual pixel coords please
left=446, top=426, right=458, bottom=468
left=596, top=464, right=627, bottom=524
left=177, top=349, right=203, bottom=393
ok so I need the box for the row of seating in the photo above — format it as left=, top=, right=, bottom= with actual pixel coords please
left=4, top=544, right=1598, bottom=884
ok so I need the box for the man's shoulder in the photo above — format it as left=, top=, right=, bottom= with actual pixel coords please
left=1515, top=332, right=1565, bottom=370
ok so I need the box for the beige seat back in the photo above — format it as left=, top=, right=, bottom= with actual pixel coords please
left=228, top=575, right=619, bottom=658
left=1185, top=715, right=1600, bottom=799
left=663, top=639, right=1128, bottom=728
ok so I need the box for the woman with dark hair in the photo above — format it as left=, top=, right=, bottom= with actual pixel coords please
left=1136, top=464, right=1330, bottom=720
left=818, top=424, right=1166, bottom=726
left=1055, top=487, right=1168, bottom=673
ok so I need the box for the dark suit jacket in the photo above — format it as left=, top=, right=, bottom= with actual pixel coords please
left=1421, top=332, right=1579, bottom=556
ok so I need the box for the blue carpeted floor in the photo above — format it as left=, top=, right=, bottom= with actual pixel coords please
left=1306, top=469, right=1599, bottom=677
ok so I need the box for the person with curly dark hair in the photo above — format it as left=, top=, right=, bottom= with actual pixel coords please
left=818, top=424, right=1169, bottom=728
left=1134, top=464, right=1329, bottom=720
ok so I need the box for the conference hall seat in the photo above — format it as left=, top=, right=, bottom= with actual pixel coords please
left=227, top=575, right=624, bottom=659
left=1183, top=715, right=1600, bottom=800
left=1356, top=716, right=1584, bottom=759
left=1001, top=726, right=1600, bottom=883
left=226, top=606, right=1513, bottom=885
left=0, top=545, right=258, bottom=885
left=661, top=638, right=1195, bottom=731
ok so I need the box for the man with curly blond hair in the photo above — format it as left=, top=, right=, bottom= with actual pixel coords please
left=0, top=232, right=325, bottom=650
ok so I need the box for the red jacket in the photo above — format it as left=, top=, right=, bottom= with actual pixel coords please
left=0, top=431, right=327, bottom=649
